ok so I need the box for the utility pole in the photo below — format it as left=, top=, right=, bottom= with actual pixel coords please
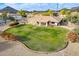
left=57, top=3, right=59, bottom=11
left=57, top=3, right=58, bottom=11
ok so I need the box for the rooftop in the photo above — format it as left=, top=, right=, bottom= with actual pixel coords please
left=28, top=15, right=63, bottom=23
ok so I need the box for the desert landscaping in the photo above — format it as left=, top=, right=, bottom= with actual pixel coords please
left=0, top=3, right=79, bottom=56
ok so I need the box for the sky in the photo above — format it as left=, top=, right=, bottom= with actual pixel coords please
left=0, top=3, right=79, bottom=11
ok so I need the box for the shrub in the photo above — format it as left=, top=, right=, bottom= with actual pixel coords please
left=60, top=10, right=66, bottom=15
left=53, top=12, right=58, bottom=16
left=42, top=13, right=50, bottom=16
left=9, top=22, right=19, bottom=27
left=0, top=32, right=19, bottom=41
left=67, top=32, right=78, bottom=42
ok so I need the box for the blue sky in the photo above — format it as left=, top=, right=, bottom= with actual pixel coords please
left=0, top=3, right=79, bottom=11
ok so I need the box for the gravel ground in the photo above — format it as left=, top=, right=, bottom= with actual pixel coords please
left=0, top=37, right=79, bottom=56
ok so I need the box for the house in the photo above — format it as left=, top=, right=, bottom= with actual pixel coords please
left=8, top=13, right=22, bottom=20
left=27, top=15, right=63, bottom=26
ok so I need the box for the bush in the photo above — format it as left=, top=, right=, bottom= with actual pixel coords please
left=60, top=10, right=66, bottom=15
left=53, top=12, right=58, bottom=16
left=0, top=32, right=19, bottom=41
left=65, top=12, right=79, bottom=24
left=9, top=22, right=19, bottom=27
left=67, top=32, right=78, bottom=42
left=42, top=13, right=50, bottom=16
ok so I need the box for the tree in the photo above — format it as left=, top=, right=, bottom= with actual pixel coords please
left=67, top=14, right=79, bottom=24
left=1, top=11, right=8, bottom=24
left=63, top=11, right=79, bottom=24
left=60, top=10, right=66, bottom=15
left=53, top=12, right=58, bottom=16
left=66, top=10, right=71, bottom=15
left=47, top=9, right=54, bottom=15
left=18, top=9, right=27, bottom=24
left=18, top=9, right=27, bottom=17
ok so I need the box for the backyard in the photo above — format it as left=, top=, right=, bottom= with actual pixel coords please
left=5, top=24, right=69, bottom=52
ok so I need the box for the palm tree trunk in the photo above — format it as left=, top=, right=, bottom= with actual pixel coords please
left=4, top=19, right=7, bottom=24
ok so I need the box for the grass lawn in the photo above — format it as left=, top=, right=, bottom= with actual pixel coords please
left=6, top=24, right=69, bottom=52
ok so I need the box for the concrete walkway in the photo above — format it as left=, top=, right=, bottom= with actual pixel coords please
left=0, top=25, right=79, bottom=56
left=1, top=37, right=79, bottom=56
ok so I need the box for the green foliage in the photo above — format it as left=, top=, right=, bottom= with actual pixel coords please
left=60, top=10, right=66, bottom=15
left=0, top=15, right=2, bottom=19
left=42, top=9, right=54, bottom=16
left=42, top=13, right=50, bottom=16
left=47, top=9, right=53, bottom=15
left=66, top=11, right=71, bottom=15
left=53, top=12, right=58, bottom=16
left=2, top=12, right=8, bottom=19
left=63, top=12, right=79, bottom=24
left=1, top=12, right=8, bottom=23
left=18, top=10, right=27, bottom=17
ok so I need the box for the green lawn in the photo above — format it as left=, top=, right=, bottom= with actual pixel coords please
left=6, top=24, right=69, bottom=52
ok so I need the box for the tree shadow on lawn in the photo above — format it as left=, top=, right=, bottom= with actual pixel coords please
left=18, top=36, right=31, bottom=42
left=0, top=41, right=15, bottom=52
left=15, top=24, right=25, bottom=28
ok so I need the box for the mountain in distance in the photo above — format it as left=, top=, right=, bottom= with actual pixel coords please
left=0, top=6, right=18, bottom=13
left=58, top=6, right=79, bottom=12
left=71, top=6, right=79, bottom=11
left=1, top=6, right=79, bottom=13
left=0, top=6, right=33, bottom=13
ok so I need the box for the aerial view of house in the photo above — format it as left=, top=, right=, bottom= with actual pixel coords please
left=0, top=3, right=79, bottom=56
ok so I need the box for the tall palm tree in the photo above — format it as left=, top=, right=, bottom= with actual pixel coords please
left=57, top=3, right=59, bottom=11
left=17, top=9, right=27, bottom=24
left=1, top=11, right=8, bottom=24
left=18, top=9, right=27, bottom=17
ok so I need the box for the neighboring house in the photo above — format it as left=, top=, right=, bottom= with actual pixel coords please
left=27, top=15, right=63, bottom=26
left=0, top=20, right=5, bottom=25
left=8, top=13, right=22, bottom=20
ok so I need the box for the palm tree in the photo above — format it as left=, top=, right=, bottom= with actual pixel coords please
left=18, top=9, right=27, bottom=17
left=1, top=11, right=8, bottom=24
left=17, top=9, right=27, bottom=24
